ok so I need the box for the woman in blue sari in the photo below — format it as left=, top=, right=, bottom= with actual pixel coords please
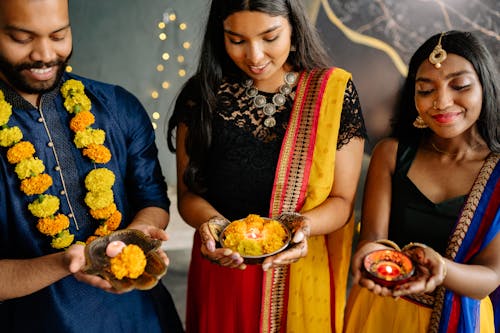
left=344, top=31, right=499, bottom=333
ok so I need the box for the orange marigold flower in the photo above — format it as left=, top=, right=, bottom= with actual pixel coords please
left=20, top=173, right=53, bottom=195
left=104, top=210, right=122, bottom=231
left=36, top=214, right=70, bottom=236
left=83, top=144, right=111, bottom=163
left=94, top=224, right=112, bottom=237
left=6, top=141, right=35, bottom=164
left=86, top=235, right=98, bottom=244
left=69, top=110, right=95, bottom=132
left=90, top=202, right=117, bottom=220
left=110, top=244, right=146, bottom=280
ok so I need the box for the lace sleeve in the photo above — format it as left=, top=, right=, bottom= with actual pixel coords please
left=337, top=79, right=367, bottom=150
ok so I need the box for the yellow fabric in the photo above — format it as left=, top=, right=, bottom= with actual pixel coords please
left=286, top=68, right=353, bottom=333
left=344, top=285, right=495, bottom=333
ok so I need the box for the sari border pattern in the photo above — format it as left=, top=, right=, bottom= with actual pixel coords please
left=261, top=68, right=334, bottom=333
left=428, top=153, right=500, bottom=333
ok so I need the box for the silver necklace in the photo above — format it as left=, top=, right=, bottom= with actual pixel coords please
left=242, top=72, right=298, bottom=128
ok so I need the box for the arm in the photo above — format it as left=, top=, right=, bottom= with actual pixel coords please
left=175, top=123, right=245, bottom=269
left=394, top=233, right=500, bottom=299
left=303, top=137, right=365, bottom=236
left=350, top=139, right=399, bottom=295
left=263, top=130, right=365, bottom=270
left=0, top=253, right=70, bottom=301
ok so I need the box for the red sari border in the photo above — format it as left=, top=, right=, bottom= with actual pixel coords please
left=260, top=68, right=335, bottom=333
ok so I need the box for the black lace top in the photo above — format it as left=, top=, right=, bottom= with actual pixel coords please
left=177, top=75, right=366, bottom=220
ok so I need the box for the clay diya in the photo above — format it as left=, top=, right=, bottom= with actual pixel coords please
left=363, top=249, right=414, bottom=287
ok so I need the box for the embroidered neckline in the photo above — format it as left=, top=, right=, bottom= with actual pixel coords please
left=0, top=79, right=122, bottom=249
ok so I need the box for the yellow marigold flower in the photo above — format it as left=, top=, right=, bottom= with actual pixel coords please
left=20, top=173, right=53, bottom=195
left=60, top=79, right=85, bottom=98
left=90, top=202, right=117, bottom=220
left=86, top=235, right=98, bottom=244
left=15, top=157, right=45, bottom=180
left=0, top=89, right=4, bottom=100
left=85, top=168, right=115, bottom=192
left=83, top=144, right=111, bottom=164
left=84, top=189, right=114, bottom=210
left=28, top=194, right=60, bottom=218
left=94, top=224, right=112, bottom=237
left=36, top=214, right=70, bottom=236
left=51, top=229, right=75, bottom=249
left=73, top=128, right=105, bottom=149
left=64, top=94, right=91, bottom=114
left=0, top=99, right=12, bottom=126
left=223, top=215, right=287, bottom=256
left=7, top=141, right=35, bottom=164
left=110, top=244, right=146, bottom=280
left=70, top=110, right=95, bottom=132
left=0, top=126, right=23, bottom=147
left=104, top=210, right=122, bottom=231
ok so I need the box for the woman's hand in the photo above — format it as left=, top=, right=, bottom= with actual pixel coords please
left=198, top=216, right=247, bottom=269
left=352, top=240, right=399, bottom=297
left=392, top=244, right=447, bottom=297
left=261, top=212, right=311, bottom=271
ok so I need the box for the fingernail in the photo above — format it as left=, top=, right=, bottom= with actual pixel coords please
left=223, top=249, right=232, bottom=256
left=262, top=263, right=271, bottom=271
left=293, top=232, right=304, bottom=243
left=230, top=253, right=240, bottom=260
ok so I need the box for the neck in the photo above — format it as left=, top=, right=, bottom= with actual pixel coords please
left=428, top=137, right=486, bottom=157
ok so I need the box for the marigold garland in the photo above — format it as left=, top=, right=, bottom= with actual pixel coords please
left=0, top=79, right=122, bottom=249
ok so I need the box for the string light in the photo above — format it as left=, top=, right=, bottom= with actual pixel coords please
left=149, top=8, right=192, bottom=129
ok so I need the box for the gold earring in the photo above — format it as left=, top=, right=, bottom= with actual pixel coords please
left=429, top=32, right=447, bottom=69
left=413, top=115, right=428, bottom=128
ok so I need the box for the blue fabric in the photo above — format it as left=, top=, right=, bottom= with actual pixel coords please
left=0, top=73, right=172, bottom=333
left=438, top=158, right=500, bottom=333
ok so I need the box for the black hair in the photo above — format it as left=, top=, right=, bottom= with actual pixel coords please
left=391, top=30, right=499, bottom=152
left=167, top=0, right=331, bottom=193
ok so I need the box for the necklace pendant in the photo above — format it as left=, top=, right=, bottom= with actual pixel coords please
left=279, top=84, right=292, bottom=95
left=263, top=103, right=276, bottom=116
left=284, top=72, right=298, bottom=85
left=272, top=93, right=286, bottom=107
left=254, top=95, right=267, bottom=108
left=246, top=86, right=258, bottom=98
left=264, top=116, right=276, bottom=128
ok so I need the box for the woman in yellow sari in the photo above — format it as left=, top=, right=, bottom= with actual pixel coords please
left=344, top=31, right=500, bottom=333
left=167, top=1, right=366, bottom=332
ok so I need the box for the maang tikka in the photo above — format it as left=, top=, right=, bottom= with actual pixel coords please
left=428, top=32, right=447, bottom=69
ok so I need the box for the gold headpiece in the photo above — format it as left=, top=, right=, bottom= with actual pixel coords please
left=428, top=32, right=447, bottom=69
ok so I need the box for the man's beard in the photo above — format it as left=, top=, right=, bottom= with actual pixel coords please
left=0, top=51, right=72, bottom=94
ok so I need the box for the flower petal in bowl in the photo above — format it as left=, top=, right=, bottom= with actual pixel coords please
left=82, top=229, right=167, bottom=292
left=219, top=215, right=291, bottom=265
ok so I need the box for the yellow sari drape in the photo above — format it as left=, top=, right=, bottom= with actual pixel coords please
left=288, top=68, right=353, bottom=333
left=262, top=67, right=353, bottom=333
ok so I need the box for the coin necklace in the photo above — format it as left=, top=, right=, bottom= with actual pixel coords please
left=242, top=72, right=298, bottom=128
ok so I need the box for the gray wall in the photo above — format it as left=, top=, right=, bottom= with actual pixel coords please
left=69, top=1, right=208, bottom=184
left=69, top=0, right=499, bottom=186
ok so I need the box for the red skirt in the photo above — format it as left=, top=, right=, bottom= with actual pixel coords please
left=185, top=232, right=264, bottom=333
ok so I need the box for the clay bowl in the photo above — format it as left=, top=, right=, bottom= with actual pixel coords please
left=363, top=249, right=414, bottom=288
left=83, top=229, right=167, bottom=292
left=219, top=217, right=291, bottom=265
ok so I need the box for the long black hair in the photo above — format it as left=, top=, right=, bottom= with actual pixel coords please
left=167, top=0, right=331, bottom=193
left=391, top=30, right=499, bottom=152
